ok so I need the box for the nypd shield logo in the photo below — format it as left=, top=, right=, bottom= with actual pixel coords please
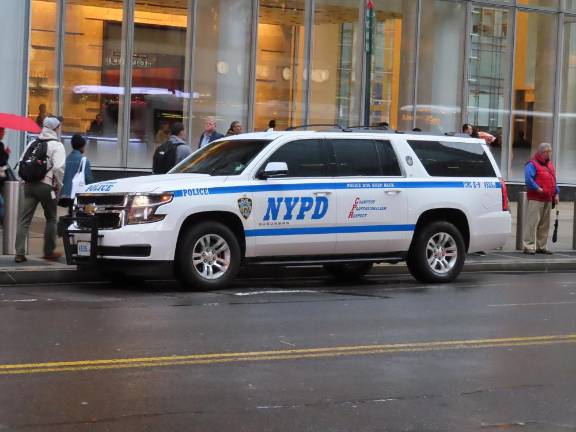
left=238, top=197, right=253, bottom=219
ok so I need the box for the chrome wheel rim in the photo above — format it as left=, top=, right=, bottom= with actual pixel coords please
left=192, top=234, right=231, bottom=280
left=426, top=232, right=458, bottom=275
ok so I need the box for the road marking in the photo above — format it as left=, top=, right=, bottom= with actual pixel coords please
left=488, top=301, right=576, bottom=307
left=1, top=334, right=576, bottom=376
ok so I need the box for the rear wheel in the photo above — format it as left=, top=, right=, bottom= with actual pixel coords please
left=406, top=221, right=465, bottom=283
left=177, top=222, right=241, bottom=290
left=324, top=262, right=374, bottom=282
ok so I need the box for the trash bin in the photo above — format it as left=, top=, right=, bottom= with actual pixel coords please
left=3, top=181, right=20, bottom=255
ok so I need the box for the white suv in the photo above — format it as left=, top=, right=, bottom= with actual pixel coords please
left=63, top=130, right=512, bottom=289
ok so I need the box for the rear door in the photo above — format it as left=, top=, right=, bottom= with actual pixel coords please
left=329, top=138, right=410, bottom=254
left=251, top=139, right=337, bottom=257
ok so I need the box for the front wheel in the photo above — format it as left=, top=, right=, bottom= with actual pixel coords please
left=324, top=262, right=374, bottom=282
left=177, top=222, right=241, bottom=290
left=406, top=221, right=465, bottom=283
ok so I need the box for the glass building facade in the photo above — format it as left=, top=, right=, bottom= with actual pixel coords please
left=21, top=0, right=576, bottom=184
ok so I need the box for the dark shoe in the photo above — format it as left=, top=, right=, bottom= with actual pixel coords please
left=536, top=249, right=554, bottom=255
left=14, top=255, right=27, bottom=263
left=523, top=249, right=536, bottom=255
left=42, top=252, right=62, bottom=261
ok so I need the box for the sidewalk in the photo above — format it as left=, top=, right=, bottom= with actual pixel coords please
left=0, top=203, right=573, bottom=285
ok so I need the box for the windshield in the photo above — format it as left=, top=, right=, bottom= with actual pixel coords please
left=170, top=139, right=271, bottom=176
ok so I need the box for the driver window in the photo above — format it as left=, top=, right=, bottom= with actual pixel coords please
left=267, top=139, right=328, bottom=177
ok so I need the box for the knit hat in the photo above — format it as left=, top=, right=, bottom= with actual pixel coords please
left=43, top=116, right=61, bottom=130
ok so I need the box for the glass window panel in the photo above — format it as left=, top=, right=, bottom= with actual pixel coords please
left=558, top=17, right=576, bottom=183
left=370, top=0, right=417, bottom=130
left=255, top=0, right=305, bottom=131
left=517, top=0, right=560, bottom=11
left=268, top=140, right=329, bottom=177
left=467, top=5, right=512, bottom=171
left=416, top=0, right=465, bottom=133
left=330, top=139, right=383, bottom=176
left=62, top=0, right=124, bottom=168
left=192, top=0, right=252, bottom=146
left=127, top=1, right=190, bottom=169
left=564, top=0, right=576, bottom=11
left=510, top=12, right=557, bottom=180
left=309, top=0, right=361, bottom=127
left=28, top=0, right=58, bottom=128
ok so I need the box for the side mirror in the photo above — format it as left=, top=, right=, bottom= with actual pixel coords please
left=259, top=162, right=289, bottom=179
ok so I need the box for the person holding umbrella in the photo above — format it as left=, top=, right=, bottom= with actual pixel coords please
left=523, top=142, right=559, bottom=255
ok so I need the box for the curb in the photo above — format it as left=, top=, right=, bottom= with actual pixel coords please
left=0, top=258, right=574, bottom=285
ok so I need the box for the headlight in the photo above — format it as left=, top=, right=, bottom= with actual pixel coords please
left=126, top=193, right=173, bottom=225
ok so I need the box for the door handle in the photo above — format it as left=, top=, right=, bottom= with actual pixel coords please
left=313, top=191, right=332, bottom=197
left=385, top=189, right=402, bottom=195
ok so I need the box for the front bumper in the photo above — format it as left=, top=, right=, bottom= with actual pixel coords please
left=62, top=215, right=171, bottom=265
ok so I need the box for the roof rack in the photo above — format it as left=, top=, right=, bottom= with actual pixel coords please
left=286, top=123, right=351, bottom=132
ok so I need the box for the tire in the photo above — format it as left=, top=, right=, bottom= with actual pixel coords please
left=324, top=262, right=374, bottom=282
left=406, top=221, right=465, bottom=283
left=177, top=222, right=241, bottom=290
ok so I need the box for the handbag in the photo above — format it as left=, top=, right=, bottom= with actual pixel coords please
left=70, top=157, right=87, bottom=199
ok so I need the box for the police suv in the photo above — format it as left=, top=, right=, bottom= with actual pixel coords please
left=64, top=129, right=512, bottom=289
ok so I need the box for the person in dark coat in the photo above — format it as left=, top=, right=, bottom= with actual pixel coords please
left=198, top=117, right=223, bottom=149
left=60, top=134, right=94, bottom=212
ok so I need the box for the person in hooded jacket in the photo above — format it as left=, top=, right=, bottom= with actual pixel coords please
left=523, top=142, right=560, bottom=255
left=59, top=134, right=94, bottom=213
left=14, top=116, right=66, bottom=263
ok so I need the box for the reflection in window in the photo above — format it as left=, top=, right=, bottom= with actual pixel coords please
left=558, top=17, right=576, bottom=183
left=517, top=0, right=559, bottom=10
left=467, top=6, right=511, bottom=170
left=510, top=12, right=557, bottom=180
left=192, top=0, right=252, bottom=145
left=62, top=0, right=124, bottom=167
left=309, top=0, right=361, bottom=127
left=128, top=1, right=189, bottom=169
left=28, top=0, right=57, bottom=127
left=268, top=140, right=328, bottom=177
left=416, top=0, right=465, bottom=133
left=370, top=0, right=417, bottom=130
left=255, top=0, right=305, bottom=131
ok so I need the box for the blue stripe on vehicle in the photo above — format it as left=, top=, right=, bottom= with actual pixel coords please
left=245, top=224, right=416, bottom=237
left=170, top=181, right=500, bottom=197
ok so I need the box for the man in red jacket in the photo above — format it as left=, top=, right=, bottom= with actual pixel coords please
left=523, top=143, right=560, bottom=255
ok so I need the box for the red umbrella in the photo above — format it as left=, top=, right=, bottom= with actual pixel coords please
left=0, top=113, right=41, bottom=133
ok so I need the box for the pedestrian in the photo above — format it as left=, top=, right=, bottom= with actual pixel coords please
left=198, top=117, right=223, bottom=149
left=87, top=113, right=104, bottom=136
left=462, top=123, right=473, bottom=135
left=523, top=142, right=559, bottom=255
left=0, top=127, right=11, bottom=220
left=152, top=122, right=191, bottom=174
left=226, top=121, right=242, bottom=136
left=155, top=121, right=170, bottom=145
left=59, top=134, right=94, bottom=214
left=267, top=119, right=276, bottom=132
left=14, top=116, right=66, bottom=263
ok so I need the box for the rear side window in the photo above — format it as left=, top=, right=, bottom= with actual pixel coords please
left=330, top=139, right=382, bottom=176
left=408, top=140, right=496, bottom=177
left=375, top=140, right=402, bottom=176
left=267, top=139, right=328, bottom=177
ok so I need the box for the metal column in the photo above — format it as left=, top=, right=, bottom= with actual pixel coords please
left=3, top=181, right=20, bottom=255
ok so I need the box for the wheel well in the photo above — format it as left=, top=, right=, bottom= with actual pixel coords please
left=176, top=211, right=246, bottom=257
left=414, top=209, right=470, bottom=251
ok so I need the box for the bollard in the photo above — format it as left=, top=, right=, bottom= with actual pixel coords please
left=2, top=181, right=20, bottom=255
left=516, top=192, right=528, bottom=251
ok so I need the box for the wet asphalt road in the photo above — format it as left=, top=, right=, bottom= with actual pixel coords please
left=1, top=270, right=576, bottom=431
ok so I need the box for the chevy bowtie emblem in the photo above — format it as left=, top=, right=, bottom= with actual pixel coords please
left=83, top=203, right=98, bottom=216
left=237, top=197, right=252, bottom=220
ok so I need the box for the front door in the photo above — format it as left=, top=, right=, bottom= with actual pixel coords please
left=251, top=139, right=337, bottom=257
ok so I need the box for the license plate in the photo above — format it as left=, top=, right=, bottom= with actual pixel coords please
left=77, top=241, right=91, bottom=257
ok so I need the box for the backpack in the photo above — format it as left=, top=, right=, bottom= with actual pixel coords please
left=18, top=139, right=49, bottom=182
left=70, top=157, right=87, bottom=199
left=152, top=140, right=183, bottom=174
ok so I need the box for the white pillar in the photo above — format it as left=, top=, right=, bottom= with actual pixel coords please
left=0, top=0, right=29, bottom=161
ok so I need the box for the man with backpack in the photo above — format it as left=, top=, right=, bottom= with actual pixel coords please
left=14, top=116, right=66, bottom=263
left=152, top=122, right=191, bottom=174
